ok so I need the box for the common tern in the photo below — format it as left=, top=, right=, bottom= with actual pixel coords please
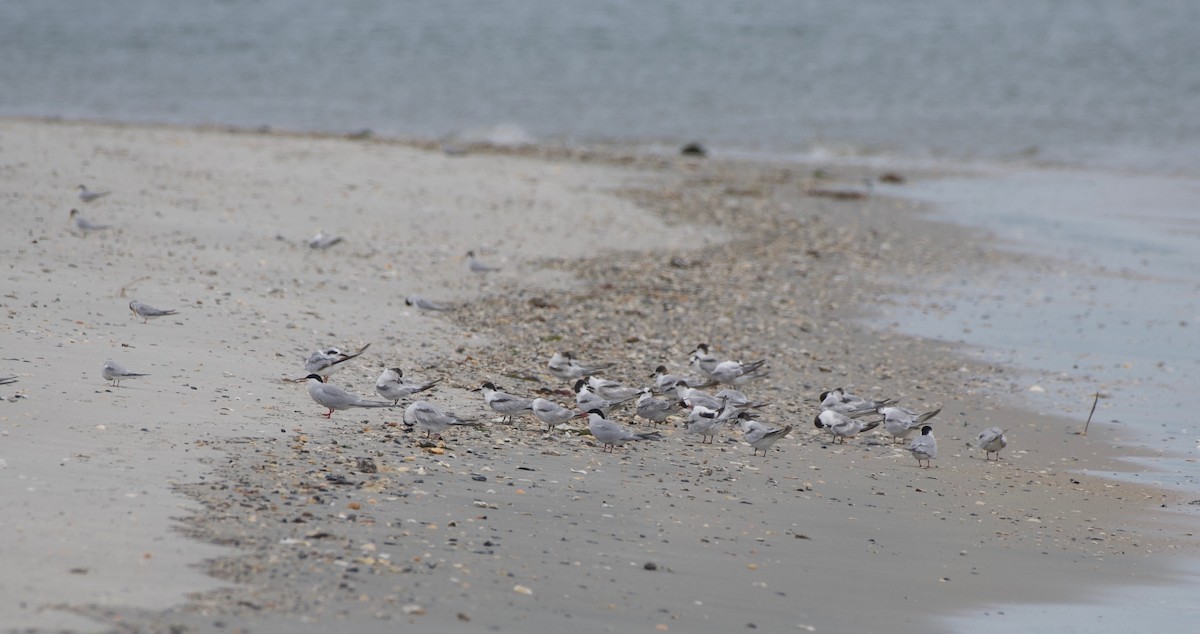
left=574, top=379, right=631, bottom=416
left=548, top=352, right=614, bottom=382
left=307, top=232, right=343, bottom=249
left=716, top=388, right=769, bottom=413
left=879, top=406, right=941, bottom=443
left=819, top=388, right=893, bottom=417
left=303, top=373, right=394, bottom=418
left=531, top=397, right=585, bottom=429
left=404, top=400, right=478, bottom=438
left=68, top=208, right=110, bottom=233
left=466, top=250, right=501, bottom=274
left=77, top=185, right=110, bottom=203
left=684, top=404, right=724, bottom=444
left=674, top=384, right=722, bottom=410
left=908, top=425, right=937, bottom=468
left=478, top=381, right=534, bottom=423
left=976, top=427, right=1008, bottom=460
left=586, top=375, right=641, bottom=403
left=304, top=343, right=371, bottom=378
left=405, top=295, right=453, bottom=312
left=102, top=359, right=147, bottom=386
left=634, top=388, right=679, bottom=424
left=129, top=300, right=178, bottom=323
left=375, top=367, right=440, bottom=404
left=650, top=365, right=708, bottom=393
left=689, top=343, right=768, bottom=385
left=742, top=419, right=793, bottom=456
left=814, top=409, right=880, bottom=444
left=586, top=410, right=661, bottom=452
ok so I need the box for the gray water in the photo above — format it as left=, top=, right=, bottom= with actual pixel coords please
left=2, top=0, right=1198, bottom=174
left=4, top=1, right=1200, bottom=630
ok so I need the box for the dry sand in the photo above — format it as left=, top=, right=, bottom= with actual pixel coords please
left=0, top=119, right=1195, bottom=633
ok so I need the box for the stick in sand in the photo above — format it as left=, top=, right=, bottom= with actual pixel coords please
left=1082, top=391, right=1100, bottom=435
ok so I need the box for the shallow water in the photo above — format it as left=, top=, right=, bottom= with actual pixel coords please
left=1, top=0, right=1198, bottom=174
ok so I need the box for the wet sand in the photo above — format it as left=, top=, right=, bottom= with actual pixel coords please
left=0, top=119, right=1194, bottom=633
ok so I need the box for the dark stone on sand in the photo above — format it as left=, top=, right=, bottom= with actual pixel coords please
left=680, top=142, right=707, bottom=157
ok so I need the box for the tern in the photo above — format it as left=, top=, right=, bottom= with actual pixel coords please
left=77, top=185, right=110, bottom=203
left=102, top=360, right=147, bottom=386
left=689, top=343, right=768, bottom=385
left=819, top=388, right=894, bottom=417
left=586, top=410, right=661, bottom=452
left=478, top=381, right=534, bottom=423
left=375, top=367, right=440, bottom=404
left=650, top=365, right=708, bottom=393
left=531, top=397, right=585, bottom=430
left=304, top=343, right=371, bottom=378
left=466, top=250, right=501, bottom=274
left=814, top=409, right=880, bottom=444
left=129, top=300, right=178, bottom=323
left=548, top=351, right=614, bottom=382
left=908, top=425, right=937, bottom=468
left=68, top=208, right=110, bottom=233
left=742, top=419, right=793, bottom=456
left=404, top=295, right=453, bottom=312
left=976, top=427, right=1008, bottom=460
left=574, top=379, right=631, bottom=417
left=634, top=388, right=679, bottom=424
left=684, top=404, right=724, bottom=444
left=586, top=375, right=641, bottom=403
left=303, top=373, right=393, bottom=418
left=404, top=400, right=478, bottom=438
left=880, top=406, right=941, bottom=443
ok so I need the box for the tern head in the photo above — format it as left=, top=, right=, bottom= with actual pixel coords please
left=69, top=208, right=80, bottom=218
left=479, top=381, right=497, bottom=392
left=389, top=367, right=403, bottom=376
left=404, top=297, right=414, bottom=306
left=573, top=379, right=587, bottom=393
left=305, top=373, right=325, bottom=383
left=813, top=413, right=826, bottom=428
left=920, top=425, right=934, bottom=435
left=651, top=365, right=668, bottom=376
left=586, top=409, right=605, bottom=418
left=693, top=343, right=709, bottom=354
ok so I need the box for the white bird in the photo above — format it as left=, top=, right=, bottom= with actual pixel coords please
left=303, top=373, right=394, bottom=418
left=650, top=365, right=708, bottom=393
left=814, top=409, right=880, bottom=444
left=689, top=343, right=768, bottom=385
left=68, top=208, right=110, bottom=233
left=307, top=231, right=343, bottom=249
left=586, top=375, right=641, bottom=403
left=479, top=381, right=533, bottom=423
left=548, top=351, right=613, bottom=382
left=405, top=295, right=453, bottom=312
left=908, top=425, right=937, bottom=468
left=77, top=184, right=110, bottom=203
left=466, top=250, right=501, bottom=274
left=586, top=410, right=661, bottom=452
left=684, top=405, right=724, bottom=444
left=304, top=343, right=371, bottom=378
left=674, top=384, right=722, bottom=410
left=977, top=427, right=1008, bottom=460
left=102, top=359, right=147, bottom=386
left=716, top=388, right=769, bottom=413
left=743, top=420, right=793, bottom=456
left=819, top=388, right=893, bottom=417
left=880, top=406, right=941, bottom=443
left=375, top=367, right=440, bottom=404
left=531, top=397, right=584, bottom=429
left=129, top=300, right=178, bottom=323
left=574, top=379, right=631, bottom=416
left=404, top=400, right=478, bottom=438
left=635, top=388, right=679, bottom=424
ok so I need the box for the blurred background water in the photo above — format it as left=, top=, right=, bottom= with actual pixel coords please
left=2, top=0, right=1197, bottom=174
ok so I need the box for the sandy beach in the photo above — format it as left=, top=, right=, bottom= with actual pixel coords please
left=1, top=119, right=1195, bottom=633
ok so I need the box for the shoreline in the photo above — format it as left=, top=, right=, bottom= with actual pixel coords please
left=1, top=118, right=1195, bottom=632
